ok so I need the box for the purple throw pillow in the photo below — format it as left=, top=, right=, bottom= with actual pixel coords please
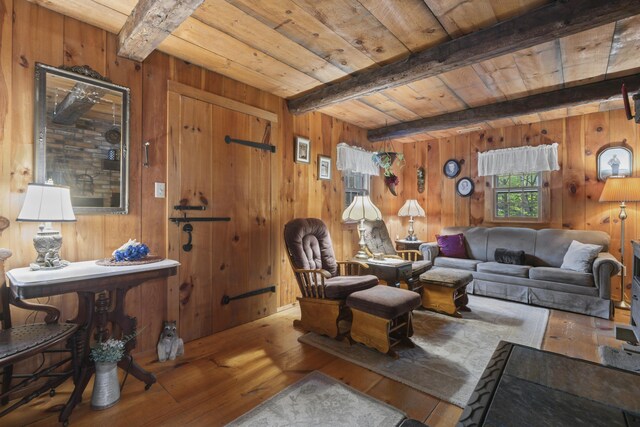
left=436, top=233, right=468, bottom=259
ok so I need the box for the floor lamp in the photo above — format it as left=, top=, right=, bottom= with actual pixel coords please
left=599, top=176, right=640, bottom=309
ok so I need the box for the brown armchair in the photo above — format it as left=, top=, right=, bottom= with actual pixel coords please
left=0, top=248, right=78, bottom=420
left=284, top=218, right=378, bottom=339
left=361, top=220, right=431, bottom=289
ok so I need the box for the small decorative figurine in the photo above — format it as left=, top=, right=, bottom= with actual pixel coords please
left=157, top=321, right=184, bottom=362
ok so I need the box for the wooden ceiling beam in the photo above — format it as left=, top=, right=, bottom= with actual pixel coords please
left=287, top=0, right=640, bottom=115
left=117, top=0, right=205, bottom=62
left=367, top=74, right=640, bottom=141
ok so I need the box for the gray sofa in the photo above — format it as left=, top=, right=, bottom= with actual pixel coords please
left=419, top=226, right=622, bottom=319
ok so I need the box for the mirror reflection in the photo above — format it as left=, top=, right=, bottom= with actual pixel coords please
left=34, top=63, right=130, bottom=214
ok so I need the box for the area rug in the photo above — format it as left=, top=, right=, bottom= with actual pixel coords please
left=599, top=346, right=640, bottom=373
left=298, top=295, right=549, bottom=407
left=226, top=371, right=406, bottom=426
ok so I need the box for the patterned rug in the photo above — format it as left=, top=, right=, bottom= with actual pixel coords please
left=599, top=345, right=640, bottom=373
left=299, top=295, right=549, bottom=407
left=226, top=371, right=406, bottom=426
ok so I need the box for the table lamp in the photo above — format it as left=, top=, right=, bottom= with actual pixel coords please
left=398, top=199, right=425, bottom=241
left=17, top=181, right=76, bottom=269
left=599, top=176, right=640, bottom=309
left=342, top=194, right=382, bottom=259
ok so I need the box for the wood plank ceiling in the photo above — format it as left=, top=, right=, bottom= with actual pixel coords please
left=29, top=0, right=640, bottom=142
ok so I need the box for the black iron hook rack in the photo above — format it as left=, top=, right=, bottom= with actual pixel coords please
left=225, top=135, right=276, bottom=153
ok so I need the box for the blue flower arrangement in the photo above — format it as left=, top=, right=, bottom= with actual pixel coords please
left=112, top=239, right=150, bottom=262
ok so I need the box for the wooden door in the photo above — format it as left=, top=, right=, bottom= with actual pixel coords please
left=167, top=91, right=275, bottom=343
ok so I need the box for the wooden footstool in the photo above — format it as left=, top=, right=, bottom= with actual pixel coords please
left=346, top=285, right=422, bottom=357
left=419, top=268, right=472, bottom=317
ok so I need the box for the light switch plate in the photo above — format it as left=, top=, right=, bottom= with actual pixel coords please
left=154, top=182, right=166, bottom=198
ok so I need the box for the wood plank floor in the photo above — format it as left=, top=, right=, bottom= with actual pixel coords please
left=3, top=304, right=631, bottom=427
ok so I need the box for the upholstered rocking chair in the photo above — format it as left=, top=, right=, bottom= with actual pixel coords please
left=284, top=218, right=378, bottom=339
left=361, top=220, right=431, bottom=290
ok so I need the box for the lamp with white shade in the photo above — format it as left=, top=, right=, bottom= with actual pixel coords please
left=398, top=199, right=425, bottom=241
left=17, top=182, right=76, bottom=269
left=342, top=195, right=382, bottom=259
left=599, top=176, right=640, bottom=308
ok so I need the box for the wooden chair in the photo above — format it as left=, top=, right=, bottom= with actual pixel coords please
left=361, top=220, right=431, bottom=289
left=0, top=248, right=78, bottom=421
left=284, top=218, right=378, bottom=339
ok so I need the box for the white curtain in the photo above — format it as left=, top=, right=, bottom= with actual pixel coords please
left=336, top=143, right=379, bottom=176
left=478, top=143, right=560, bottom=176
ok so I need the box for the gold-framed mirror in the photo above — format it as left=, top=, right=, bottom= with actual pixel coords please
left=34, top=63, right=130, bottom=214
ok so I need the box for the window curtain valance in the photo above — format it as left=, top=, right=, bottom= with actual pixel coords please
left=478, top=143, right=560, bottom=176
left=336, top=143, right=379, bottom=176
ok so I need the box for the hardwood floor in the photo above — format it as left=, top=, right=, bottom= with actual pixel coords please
left=3, top=304, right=630, bottom=427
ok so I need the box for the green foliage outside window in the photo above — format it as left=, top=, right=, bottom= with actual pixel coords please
left=495, top=173, right=540, bottom=218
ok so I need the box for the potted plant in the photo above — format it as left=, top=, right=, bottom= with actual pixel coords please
left=373, top=152, right=405, bottom=196
left=89, top=332, right=138, bottom=409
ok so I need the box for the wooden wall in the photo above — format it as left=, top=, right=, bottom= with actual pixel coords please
left=0, top=0, right=404, bottom=354
left=396, top=110, right=640, bottom=301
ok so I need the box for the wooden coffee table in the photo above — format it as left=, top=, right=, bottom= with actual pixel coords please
left=458, top=341, right=640, bottom=426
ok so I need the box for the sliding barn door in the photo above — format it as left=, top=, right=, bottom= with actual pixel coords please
left=167, top=91, right=275, bottom=343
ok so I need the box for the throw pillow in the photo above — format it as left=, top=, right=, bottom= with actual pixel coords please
left=436, top=233, right=468, bottom=259
left=495, top=248, right=526, bottom=265
left=560, top=240, right=603, bottom=273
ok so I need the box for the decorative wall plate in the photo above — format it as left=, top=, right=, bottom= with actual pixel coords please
left=456, top=177, right=474, bottom=197
left=443, top=159, right=461, bottom=178
left=417, top=166, right=425, bottom=193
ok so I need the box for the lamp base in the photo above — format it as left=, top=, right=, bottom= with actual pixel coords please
left=614, top=299, right=631, bottom=310
left=32, top=229, right=69, bottom=269
left=404, top=235, right=418, bottom=241
left=354, top=250, right=369, bottom=260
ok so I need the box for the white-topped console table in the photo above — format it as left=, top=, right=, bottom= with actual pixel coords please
left=6, top=259, right=179, bottom=424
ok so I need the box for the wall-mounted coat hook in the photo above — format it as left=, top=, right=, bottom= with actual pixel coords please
left=143, top=141, right=151, bottom=167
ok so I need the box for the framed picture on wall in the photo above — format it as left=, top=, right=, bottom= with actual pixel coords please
left=295, top=136, right=311, bottom=164
left=456, top=177, right=474, bottom=197
left=597, top=146, right=633, bottom=181
left=318, top=155, right=332, bottom=180
left=443, top=159, right=461, bottom=178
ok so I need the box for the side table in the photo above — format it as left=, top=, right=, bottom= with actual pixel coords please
left=357, top=258, right=413, bottom=288
left=395, top=239, right=424, bottom=257
left=6, top=259, right=179, bottom=425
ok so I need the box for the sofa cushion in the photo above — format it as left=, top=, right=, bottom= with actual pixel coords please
left=433, top=257, right=483, bottom=271
left=529, top=267, right=594, bottom=288
left=560, top=240, right=603, bottom=273
left=534, top=229, right=609, bottom=267
left=494, top=248, right=526, bottom=265
left=436, top=233, right=468, bottom=259
left=411, top=260, right=431, bottom=275
left=441, top=227, right=490, bottom=261
left=324, top=275, right=378, bottom=299
left=477, top=261, right=532, bottom=278
left=347, top=285, right=421, bottom=320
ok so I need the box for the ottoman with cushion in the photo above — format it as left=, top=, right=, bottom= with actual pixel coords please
left=346, top=285, right=422, bottom=357
left=419, top=268, right=473, bottom=317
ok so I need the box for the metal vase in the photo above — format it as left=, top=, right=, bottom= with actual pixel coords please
left=91, top=362, right=120, bottom=410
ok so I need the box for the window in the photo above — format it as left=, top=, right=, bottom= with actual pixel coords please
left=487, top=172, right=549, bottom=223
left=343, top=171, right=370, bottom=208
